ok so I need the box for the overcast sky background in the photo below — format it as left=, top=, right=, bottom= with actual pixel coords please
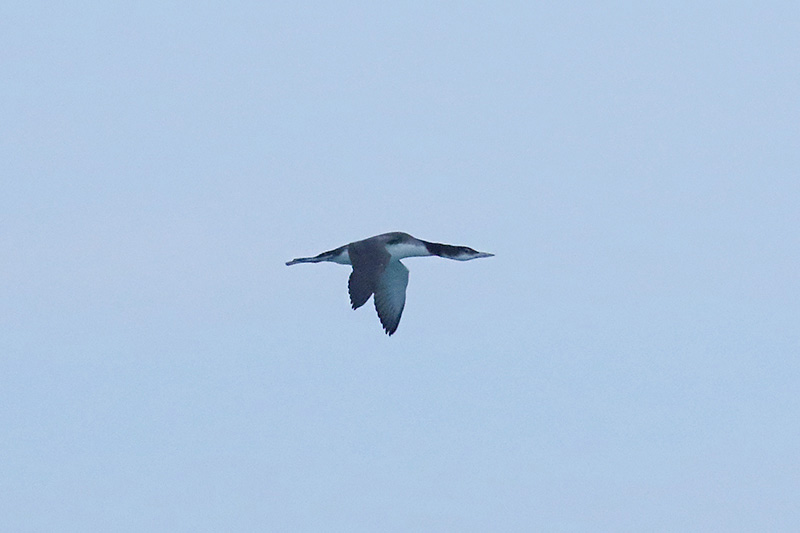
left=2, top=2, right=799, bottom=531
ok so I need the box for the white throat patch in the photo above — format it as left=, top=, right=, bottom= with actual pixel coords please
left=386, top=241, right=429, bottom=260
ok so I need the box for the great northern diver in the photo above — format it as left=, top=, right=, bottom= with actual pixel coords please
left=286, top=232, right=493, bottom=335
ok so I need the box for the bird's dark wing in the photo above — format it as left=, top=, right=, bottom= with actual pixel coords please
left=347, top=239, right=390, bottom=310
left=373, top=260, right=409, bottom=335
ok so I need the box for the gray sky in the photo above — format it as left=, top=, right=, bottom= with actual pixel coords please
left=2, top=2, right=799, bottom=531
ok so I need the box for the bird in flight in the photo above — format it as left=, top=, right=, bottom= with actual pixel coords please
left=286, top=232, right=493, bottom=335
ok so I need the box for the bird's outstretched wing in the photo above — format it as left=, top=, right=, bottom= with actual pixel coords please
left=347, top=239, right=390, bottom=310
left=373, top=260, right=409, bottom=335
